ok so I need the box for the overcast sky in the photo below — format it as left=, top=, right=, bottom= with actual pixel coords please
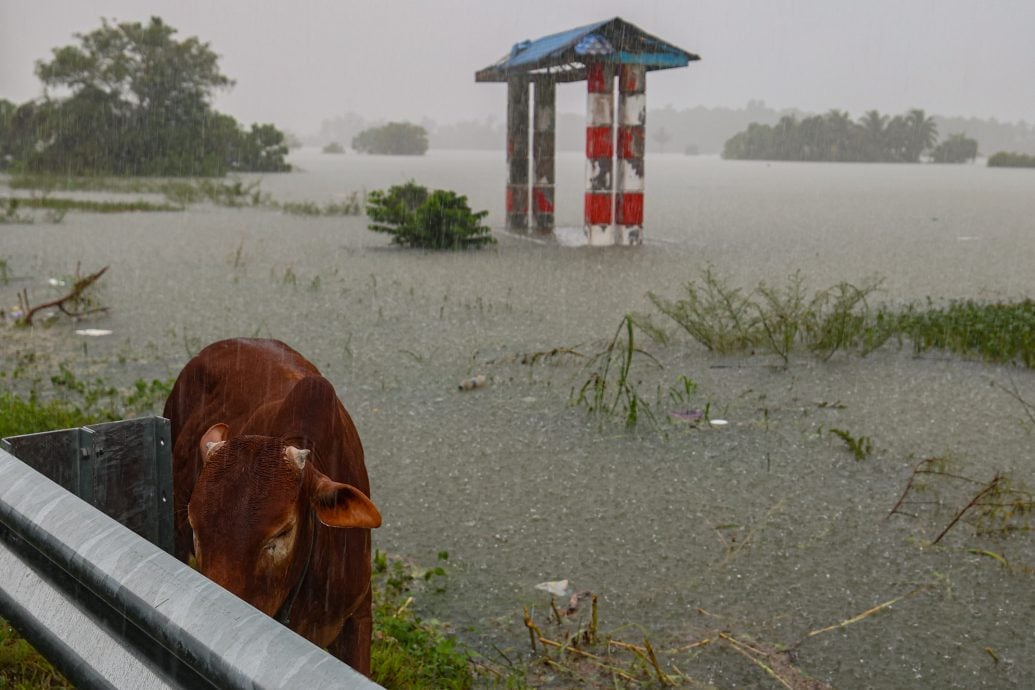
left=2, top=1, right=1033, bottom=135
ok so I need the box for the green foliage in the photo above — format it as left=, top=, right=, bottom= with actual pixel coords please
left=987, top=151, right=1035, bottom=168
left=371, top=550, right=472, bottom=689
left=723, top=108, right=941, bottom=162
left=572, top=314, right=699, bottom=430
left=829, top=428, right=874, bottom=461
left=649, top=269, right=892, bottom=362
left=0, top=620, right=72, bottom=689
left=322, top=142, right=346, bottom=154
left=929, top=133, right=978, bottom=163
left=0, top=198, right=34, bottom=224
left=367, top=182, right=494, bottom=250
left=352, top=122, right=429, bottom=156
left=2, top=196, right=181, bottom=214
left=3, top=17, right=289, bottom=176
left=649, top=267, right=758, bottom=353
left=280, top=191, right=364, bottom=217
left=900, top=298, right=1035, bottom=367
left=649, top=269, right=1035, bottom=369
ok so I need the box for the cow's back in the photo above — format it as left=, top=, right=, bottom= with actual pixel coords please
left=165, top=338, right=320, bottom=446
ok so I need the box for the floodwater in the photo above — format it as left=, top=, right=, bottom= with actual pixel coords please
left=3, top=150, right=1035, bottom=687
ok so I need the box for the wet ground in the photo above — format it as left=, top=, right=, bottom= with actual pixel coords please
left=3, top=151, right=1035, bottom=687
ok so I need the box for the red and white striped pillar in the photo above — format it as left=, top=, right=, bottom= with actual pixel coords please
left=584, top=62, right=614, bottom=245
left=506, top=77, right=530, bottom=232
left=532, top=77, right=556, bottom=235
left=616, top=65, right=646, bottom=245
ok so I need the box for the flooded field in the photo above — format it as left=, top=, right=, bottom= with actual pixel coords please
left=3, top=150, right=1035, bottom=687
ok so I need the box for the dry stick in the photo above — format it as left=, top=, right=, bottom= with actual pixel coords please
left=536, top=637, right=639, bottom=683
left=886, top=457, right=936, bottom=520
left=643, top=637, right=675, bottom=686
left=718, top=633, right=793, bottom=690
left=550, top=595, right=564, bottom=625
left=805, top=585, right=927, bottom=639
left=21, top=265, right=109, bottom=325
left=992, top=376, right=1035, bottom=427
left=932, top=474, right=1002, bottom=545
left=523, top=607, right=539, bottom=652
left=589, top=594, right=598, bottom=645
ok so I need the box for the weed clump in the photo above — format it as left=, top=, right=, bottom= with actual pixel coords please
left=371, top=550, right=473, bottom=689
left=649, top=267, right=892, bottom=362
left=366, top=181, right=495, bottom=250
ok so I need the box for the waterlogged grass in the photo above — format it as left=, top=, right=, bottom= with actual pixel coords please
left=2, top=196, right=182, bottom=213
left=900, top=298, right=1035, bottom=367
left=370, top=550, right=474, bottom=689
left=650, top=268, right=1035, bottom=368
left=0, top=621, right=72, bottom=689
left=7, top=173, right=364, bottom=217
left=572, top=315, right=701, bottom=431
left=648, top=268, right=892, bottom=362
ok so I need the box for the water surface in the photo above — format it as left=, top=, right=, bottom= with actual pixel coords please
left=3, top=151, right=1035, bottom=687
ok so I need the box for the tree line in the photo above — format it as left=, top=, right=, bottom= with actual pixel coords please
left=722, top=109, right=978, bottom=163
left=0, top=17, right=290, bottom=176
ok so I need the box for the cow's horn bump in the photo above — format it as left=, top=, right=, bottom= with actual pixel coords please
left=286, top=446, right=309, bottom=470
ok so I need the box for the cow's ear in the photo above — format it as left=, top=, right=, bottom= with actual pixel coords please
left=312, top=477, right=382, bottom=529
left=199, top=423, right=230, bottom=463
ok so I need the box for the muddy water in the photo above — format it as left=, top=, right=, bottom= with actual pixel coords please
left=3, top=151, right=1035, bottom=687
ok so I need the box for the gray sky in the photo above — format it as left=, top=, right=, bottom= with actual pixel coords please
left=2, top=1, right=1033, bottom=135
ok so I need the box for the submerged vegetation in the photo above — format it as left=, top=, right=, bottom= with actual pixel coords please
left=366, top=181, right=494, bottom=249
left=648, top=267, right=1035, bottom=370
left=352, top=122, right=429, bottom=156
left=987, top=151, right=1035, bottom=168
left=2, top=174, right=364, bottom=220
left=723, top=108, right=978, bottom=163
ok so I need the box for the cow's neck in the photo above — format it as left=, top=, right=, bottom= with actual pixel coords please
left=275, top=509, right=318, bottom=626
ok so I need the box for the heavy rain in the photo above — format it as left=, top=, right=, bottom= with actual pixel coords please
left=2, top=2, right=1035, bottom=689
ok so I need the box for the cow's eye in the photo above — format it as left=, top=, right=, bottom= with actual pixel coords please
left=263, top=525, right=293, bottom=554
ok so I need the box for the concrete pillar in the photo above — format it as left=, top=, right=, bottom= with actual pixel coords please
left=506, top=77, right=530, bottom=232
left=616, top=65, right=646, bottom=245
left=583, top=62, right=614, bottom=245
left=532, top=77, right=556, bottom=235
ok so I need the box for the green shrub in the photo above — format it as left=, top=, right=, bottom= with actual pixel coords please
left=367, top=182, right=495, bottom=250
left=987, top=151, right=1035, bottom=168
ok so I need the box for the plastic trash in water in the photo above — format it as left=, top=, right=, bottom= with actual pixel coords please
left=75, top=329, right=113, bottom=337
left=709, top=419, right=729, bottom=427
left=669, top=409, right=703, bottom=423
left=458, top=374, right=487, bottom=391
left=535, top=579, right=569, bottom=597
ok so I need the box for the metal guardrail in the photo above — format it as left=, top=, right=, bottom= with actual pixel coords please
left=0, top=419, right=382, bottom=689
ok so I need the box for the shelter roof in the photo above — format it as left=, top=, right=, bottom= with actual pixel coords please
left=475, top=17, right=699, bottom=83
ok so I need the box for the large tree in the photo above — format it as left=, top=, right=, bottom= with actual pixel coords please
left=17, top=17, right=288, bottom=176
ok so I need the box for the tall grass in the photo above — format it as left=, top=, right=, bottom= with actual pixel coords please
left=648, top=269, right=1035, bottom=367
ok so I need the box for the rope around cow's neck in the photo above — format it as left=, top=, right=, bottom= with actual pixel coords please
left=275, top=508, right=318, bottom=626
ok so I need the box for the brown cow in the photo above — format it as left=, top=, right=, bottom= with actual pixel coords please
left=164, top=338, right=381, bottom=676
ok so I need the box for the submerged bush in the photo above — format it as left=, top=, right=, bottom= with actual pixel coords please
left=987, top=151, right=1035, bottom=168
left=367, top=181, right=495, bottom=250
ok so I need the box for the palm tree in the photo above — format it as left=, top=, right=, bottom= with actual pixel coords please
left=904, top=109, right=938, bottom=162
left=858, top=110, right=888, bottom=161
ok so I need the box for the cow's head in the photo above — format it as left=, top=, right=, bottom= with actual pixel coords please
left=186, top=424, right=381, bottom=616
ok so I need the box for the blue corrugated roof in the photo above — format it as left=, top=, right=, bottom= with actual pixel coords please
left=476, top=17, right=698, bottom=82
left=504, top=19, right=611, bottom=69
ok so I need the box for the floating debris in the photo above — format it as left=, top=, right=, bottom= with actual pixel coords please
left=709, top=419, right=729, bottom=427
left=669, top=409, right=703, bottom=423
left=459, top=374, right=488, bottom=391
left=534, top=579, right=569, bottom=597
left=47, top=277, right=66, bottom=287
left=75, top=328, right=113, bottom=337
